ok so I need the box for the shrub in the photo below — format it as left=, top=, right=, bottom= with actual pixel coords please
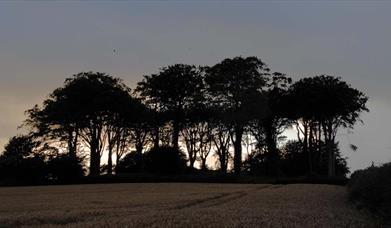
left=0, top=155, right=47, bottom=184
left=242, top=151, right=283, bottom=176
left=144, top=146, right=187, bottom=174
left=116, top=152, right=144, bottom=173
left=46, top=155, right=85, bottom=183
left=348, top=163, right=391, bottom=220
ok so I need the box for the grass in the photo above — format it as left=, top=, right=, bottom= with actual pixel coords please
left=0, top=183, right=380, bottom=227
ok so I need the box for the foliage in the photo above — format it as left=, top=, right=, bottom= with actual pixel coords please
left=286, top=75, right=368, bottom=177
left=206, top=56, right=270, bottom=174
left=0, top=156, right=47, bottom=184
left=243, top=140, right=349, bottom=177
left=143, top=146, right=188, bottom=174
left=116, top=152, right=144, bottom=173
left=24, top=72, right=142, bottom=176
left=9, top=57, right=368, bottom=180
left=46, top=154, right=85, bottom=183
left=0, top=135, right=46, bottom=184
left=135, top=64, right=205, bottom=149
left=348, top=163, right=391, bottom=221
left=2, top=135, right=39, bottom=160
left=281, top=140, right=307, bottom=177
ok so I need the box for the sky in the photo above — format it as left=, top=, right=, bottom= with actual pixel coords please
left=0, top=1, right=390, bottom=172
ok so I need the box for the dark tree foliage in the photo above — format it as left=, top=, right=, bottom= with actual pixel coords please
left=280, top=140, right=349, bottom=177
left=143, top=146, right=187, bottom=174
left=248, top=72, right=293, bottom=175
left=1, top=56, right=368, bottom=184
left=349, top=163, right=391, bottom=221
left=135, top=64, right=205, bottom=150
left=286, top=75, right=368, bottom=177
left=24, top=72, right=140, bottom=176
left=115, top=152, right=144, bottom=173
left=0, top=136, right=46, bottom=184
left=51, top=72, right=132, bottom=176
left=205, top=56, right=270, bottom=174
left=281, top=140, right=306, bottom=177
left=46, top=154, right=85, bottom=183
left=1, top=135, right=38, bottom=160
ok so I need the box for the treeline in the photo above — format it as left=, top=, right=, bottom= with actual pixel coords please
left=348, top=162, right=391, bottom=223
left=0, top=56, right=368, bottom=183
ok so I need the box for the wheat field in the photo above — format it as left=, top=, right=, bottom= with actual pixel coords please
left=0, top=183, right=378, bottom=227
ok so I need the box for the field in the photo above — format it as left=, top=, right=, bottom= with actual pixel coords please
left=0, top=183, right=379, bottom=227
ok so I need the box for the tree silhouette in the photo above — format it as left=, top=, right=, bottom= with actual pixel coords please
left=24, top=103, right=80, bottom=159
left=25, top=72, right=134, bottom=176
left=253, top=72, right=293, bottom=175
left=2, top=135, right=38, bottom=160
left=288, top=75, right=368, bottom=177
left=0, top=135, right=46, bottom=183
left=143, top=146, right=188, bottom=174
left=211, top=120, right=231, bottom=173
left=281, top=140, right=306, bottom=176
left=263, top=73, right=292, bottom=157
left=7, top=56, right=368, bottom=182
left=136, top=64, right=205, bottom=150
left=205, top=56, right=269, bottom=174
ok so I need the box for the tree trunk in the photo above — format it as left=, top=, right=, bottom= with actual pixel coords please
left=214, top=129, right=229, bottom=174
left=327, top=141, right=334, bottom=177
left=317, top=122, right=322, bottom=171
left=324, top=122, right=335, bottom=178
left=302, top=121, right=309, bottom=174
left=172, top=119, right=180, bottom=150
left=220, top=151, right=227, bottom=173
left=107, top=130, right=115, bottom=175
left=89, top=125, right=101, bottom=177
left=233, top=125, right=243, bottom=175
left=107, top=147, right=113, bottom=175
left=327, top=123, right=336, bottom=177
left=153, top=126, right=160, bottom=149
left=89, top=141, right=100, bottom=176
left=264, top=119, right=280, bottom=175
left=135, top=130, right=143, bottom=156
left=265, top=120, right=276, bottom=155
left=308, top=123, right=313, bottom=174
left=218, top=141, right=228, bottom=174
left=67, top=128, right=78, bottom=158
left=189, top=158, right=196, bottom=169
left=115, top=152, right=120, bottom=173
left=201, top=158, right=207, bottom=170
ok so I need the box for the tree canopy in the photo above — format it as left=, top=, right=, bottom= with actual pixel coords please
left=0, top=57, right=369, bottom=183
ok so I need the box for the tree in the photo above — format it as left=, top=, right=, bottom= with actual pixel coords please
left=205, top=56, right=269, bottom=174
left=135, top=64, right=205, bottom=150
left=25, top=72, right=133, bottom=176
left=288, top=75, right=368, bottom=177
left=263, top=73, right=291, bottom=156
left=198, top=125, right=213, bottom=171
left=116, top=152, right=143, bottom=173
left=113, top=97, right=152, bottom=173
left=105, top=95, right=149, bottom=174
left=281, top=140, right=306, bottom=176
left=243, top=73, right=292, bottom=176
left=143, top=146, right=187, bottom=174
left=0, top=135, right=46, bottom=183
left=181, top=124, right=200, bottom=169
left=24, top=103, right=80, bottom=159
left=1, top=135, right=38, bottom=160
left=46, top=154, right=85, bottom=183
left=211, top=121, right=231, bottom=173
